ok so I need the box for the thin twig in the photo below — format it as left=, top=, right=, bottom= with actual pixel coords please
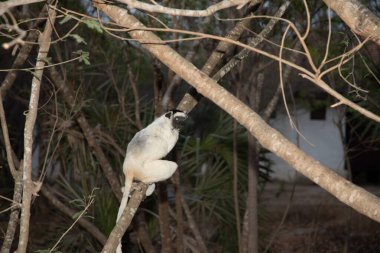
left=318, top=7, right=332, bottom=72
left=301, top=0, right=310, bottom=39
left=173, top=169, right=184, bottom=253
left=232, top=120, right=241, bottom=253
left=263, top=182, right=296, bottom=253
left=40, top=185, right=107, bottom=245
left=125, top=51, right=143, bottom=129
left=279, top=25, right=312, bottom=145
left=48, top=188, right=98, bottom=252
left=0, top=95, right=17, bottom=177
left=181, top=196, right=208, bottom=253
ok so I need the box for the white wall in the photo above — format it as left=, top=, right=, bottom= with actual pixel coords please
left=267, top=108, right=347, bottom=182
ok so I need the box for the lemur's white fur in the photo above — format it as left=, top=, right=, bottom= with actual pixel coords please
left=116, top=110, right=187, bottom=253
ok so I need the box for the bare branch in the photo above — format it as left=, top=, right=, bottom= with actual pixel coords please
left=0, top=4, right=48, bottom=96
left=101, top=183, right=148, bottom=253
left=261, top=42, right=302, bottom=122
left=124, top=51, right=143, bottom=129
left=0, top=5, right=49, bottom=179
left=0, top=0, right=45, bottom=16
left=0, top=172, right=22, bottom=253
left=0, top=95, right=17, bottom=177
left=212, top=0, right=292, bottom=81
left=232, top=120, right=241, bottom=253
left=0, top=11, right=26, bottom=49
left=181, top=196, right=208, bottom=253
left=176, top=8, right=255, bottom=112
left=17, top=3, right=56, bottom=252
left=115, top=0, right=253, bottom=17
left=173, top=170, right=184, bottom=253
left=323, top=0, right=380, bottom=45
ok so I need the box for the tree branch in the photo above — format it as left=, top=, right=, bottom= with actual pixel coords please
left=173, top=169, right=184, bottom=253
left=181, top=195, right=208, bottom=253
left=0, top=5, right=49, bottom=179
left=0, top=0, right=45, bottom=16
left=0, top=171, right=22, bottom=253
left=115, top=0, right=253, bottom=17
left=17, top=3, right=56, bottom=252
left=177, top=0, right=290, bottom=113
left=323, top=0, right=380, bottom=45
left=212, top=0, right=291, bottom=81
left=101, top=183, right=148, bottom=253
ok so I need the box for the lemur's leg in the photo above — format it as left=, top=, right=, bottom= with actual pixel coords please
left=146, top=184, right=156, bottom=196
left=137, top=160, right=178, bottom=183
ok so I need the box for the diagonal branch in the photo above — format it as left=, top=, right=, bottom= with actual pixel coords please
left=181, top=195, right=208, bottom=253
left=322, top=0, right=380, bottom=45
left=212, top=0, right=291, bottom=81
left=176, top=7, right=257, bottom=112
left=101, top=183, right=148, bottom=253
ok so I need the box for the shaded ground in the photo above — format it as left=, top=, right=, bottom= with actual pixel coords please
left=261, top=183, right=380, bottom=253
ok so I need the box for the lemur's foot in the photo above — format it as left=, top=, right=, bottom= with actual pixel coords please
left=146, top=183, right=156, bottom=196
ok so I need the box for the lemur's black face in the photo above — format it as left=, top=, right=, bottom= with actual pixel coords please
left=165, top=110, right=187, bottom=129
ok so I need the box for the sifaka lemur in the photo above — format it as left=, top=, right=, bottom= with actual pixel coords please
left=116, top=110, right=187, bottom=253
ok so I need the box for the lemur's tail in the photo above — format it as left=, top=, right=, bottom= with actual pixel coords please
left=116, top=173, right=133, bottom=253
left=117, top=173, right=133, bottom=221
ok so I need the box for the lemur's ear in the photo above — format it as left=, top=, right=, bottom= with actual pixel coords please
left=164, top=111, right=173, bottom=119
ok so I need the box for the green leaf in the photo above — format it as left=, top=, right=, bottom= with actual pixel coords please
left=83, top=19, right=103, bottom=33
left=79, top=51, right=90, bottom=65
left=74, top=50, right=91, bottom=65
left=69, top=34, right=87, bottom=45
left=59, top=14, right=72, bottom=25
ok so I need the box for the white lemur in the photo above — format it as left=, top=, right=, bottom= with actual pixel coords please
left=116, top=110, right=187, bottom=252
